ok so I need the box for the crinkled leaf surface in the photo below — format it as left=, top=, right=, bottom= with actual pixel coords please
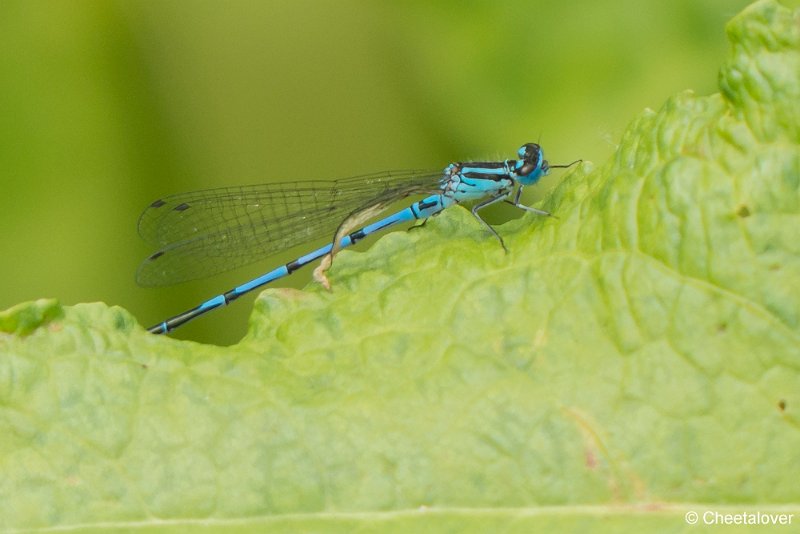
left=1, top=1, right=799, bottom=532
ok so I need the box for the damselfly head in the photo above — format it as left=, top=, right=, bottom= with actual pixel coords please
left=517, top=142, right=541, bottom=162
left=516, top=143, right=546, bottom=185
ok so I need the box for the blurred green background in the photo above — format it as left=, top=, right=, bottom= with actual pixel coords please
left=0, top=0, right=753, bottom=345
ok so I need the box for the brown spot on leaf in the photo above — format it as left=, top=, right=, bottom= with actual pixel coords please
left=585, top=449, right=597, bottom=469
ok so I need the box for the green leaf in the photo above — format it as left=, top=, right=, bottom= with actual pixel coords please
left=1, top=1, right=799, bottom=531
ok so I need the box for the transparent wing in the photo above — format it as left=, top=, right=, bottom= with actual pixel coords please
left=136, top=170, right=444, bottom=286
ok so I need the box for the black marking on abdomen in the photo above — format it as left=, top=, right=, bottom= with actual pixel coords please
left=286, top=259, right=302, bottom=273
left=349, top=229, right=367, bottom=244
left=417, top=198, right=438, bottom=211
left=174, top=202, right=190, bottom=212
left=150, top=199, right=167, bottom=208
left=148, top=251, right=165, bottom=261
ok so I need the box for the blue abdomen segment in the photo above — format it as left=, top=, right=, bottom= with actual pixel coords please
left=413, top=194, right=451, bottom=217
